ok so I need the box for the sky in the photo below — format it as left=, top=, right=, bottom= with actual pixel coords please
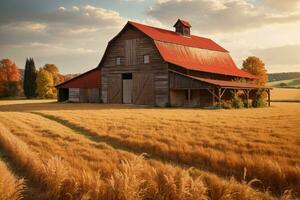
left=0, top=0, right=300, bottom=74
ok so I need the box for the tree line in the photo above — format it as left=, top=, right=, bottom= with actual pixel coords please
left=0, top=58, right=64, bottom=98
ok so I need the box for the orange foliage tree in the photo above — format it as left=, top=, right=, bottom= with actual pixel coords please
left=242, top=56, right=268, bottom=86
left=0, top=59, right=21, bottom=97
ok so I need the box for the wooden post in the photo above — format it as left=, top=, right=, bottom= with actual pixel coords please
left=212, top=89, right=215, bottom=106
left=188, top=89, right=191, bottom=105
left=267, top=89, right=271, bottom=107
left=246, top=89, right=250, bottom=108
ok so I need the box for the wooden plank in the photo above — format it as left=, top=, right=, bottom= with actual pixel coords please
left=133, top=73, right=154, bottom=105
left=123, top=79, right=133, bottom=104
left=108, top=75, right=122, bottom=103
left=79, top=89, right=88, bottom=103
left=69, top=88, right=79, bottom=102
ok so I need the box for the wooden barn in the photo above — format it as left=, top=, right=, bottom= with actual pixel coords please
left=56, top=19, right=271, bottom=106
left=98, top=19, right=271, bottom=107
left=56, top=68, right=101, bottom=103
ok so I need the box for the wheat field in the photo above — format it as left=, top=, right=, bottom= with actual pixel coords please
left=271, top=88, right=300, bottom=101
left=0, top=99, right=299, bottom=199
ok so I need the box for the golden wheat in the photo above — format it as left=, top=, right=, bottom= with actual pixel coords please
left=0, top=109, right=276, bottom=200
left=0, top=160, right=24, bottom=200
left=33, top=103, right=300, bottom=197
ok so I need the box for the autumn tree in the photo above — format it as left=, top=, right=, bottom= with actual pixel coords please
left=36, top=64, right=63, bottom=98
left=242, top=56, right=268, bottom=86
left=23, top=58, right=37, bottom=98
left=36, top=68, right=54, bottom=98
left=0, top=59, right=21, bottom=97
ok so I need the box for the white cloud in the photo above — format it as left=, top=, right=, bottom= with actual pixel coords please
left=72, top=6, right=80, bottom=11
left=263, top=0, right=300, bottom=11
left=148, top=0, right=300, bottom=33
left=0, top=4, right=127, bottom=73
left=58, top=7, right=66, bottom=11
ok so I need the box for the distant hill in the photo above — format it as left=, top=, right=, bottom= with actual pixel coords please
left=267, top=78, right=300, bottom=88
left=63, top=73, right=81, bottom=81
left=268, top=72, right=300, bottom=82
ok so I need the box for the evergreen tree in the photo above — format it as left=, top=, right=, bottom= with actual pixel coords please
left=23, top=57, right=37, bottom=98
left=23, top=58, right=29, bottom=97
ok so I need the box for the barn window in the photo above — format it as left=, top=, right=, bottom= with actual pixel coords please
left=116, top=57, right=121, bottom=65
left=144, top=55, right=150, bottom=64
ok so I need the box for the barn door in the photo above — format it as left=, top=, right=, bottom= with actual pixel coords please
left=122, top=73, right=133, bottom=104
left=108, top=75, right=122, bottom=103
left=133, top=73, right=154, bottom=105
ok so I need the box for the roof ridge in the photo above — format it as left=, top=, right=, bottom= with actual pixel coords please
left=128, top=21, right=212, bottom=41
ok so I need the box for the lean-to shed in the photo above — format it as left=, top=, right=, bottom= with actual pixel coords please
left=56, top=68, right=101, bottom=103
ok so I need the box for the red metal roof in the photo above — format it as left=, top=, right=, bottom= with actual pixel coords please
left=174, top=19, right=192, bottom=28
left=155, top=41, right=256, bottom=79
left=56, top=68, right=101, bottom=89
left=171, top=70, right=265, bottom=88
left=129, top=21, right=256, bottom=79
left=198, top=78, right=262, bottom=88
left=129, top=21, right=227, bottom=52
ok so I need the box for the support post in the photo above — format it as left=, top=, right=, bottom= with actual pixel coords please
left=212, top=89, right=215, bottom=106
left=246, top=89, right=250, bottom=108
left=188, top=89, right=191, bottom=105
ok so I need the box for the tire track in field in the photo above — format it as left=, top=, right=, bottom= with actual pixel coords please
left=31, top=112, right=277, bottom=197
left=30, top=112, right=241, bottom=173
left=30, top=112, right=244, bottom=173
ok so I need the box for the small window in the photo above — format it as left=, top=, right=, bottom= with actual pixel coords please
left=122, top=73, right=132, bottom=80
left=116, top=57, right=121, bottom=65
left=143, top=55, right=150, bottom=64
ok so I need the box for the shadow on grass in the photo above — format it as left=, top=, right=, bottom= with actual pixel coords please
left=30, top=112, right=286, bottom=197
left=31, top=112, right=148, bottom=156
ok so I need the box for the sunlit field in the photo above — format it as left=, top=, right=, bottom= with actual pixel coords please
left=271, top=88, right=300, bottom=102
left=0, top=99, right=299, bottom=200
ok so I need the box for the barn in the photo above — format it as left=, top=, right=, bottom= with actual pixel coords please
left=56, top=68, right=101, bottom=103
left=99, top=19, right=271, bottom=107
left=56, top=19, right=271, bottom=107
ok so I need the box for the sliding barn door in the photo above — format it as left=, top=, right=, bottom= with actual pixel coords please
left=123, top=79, right=133, bottom=104
left=133, top=73, right=154, bottom=105
left=108, top=75, right=122, bottom=104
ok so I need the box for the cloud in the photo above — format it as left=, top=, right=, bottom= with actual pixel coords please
left=148, top=0, right=300, bottom=33
left=252, top=44, right=300, bottom=66
left=263, top=0, right=300, bottom=11
left=58, top=7, right=66, bottom=11
left=0, top=4, right=126, bottom=73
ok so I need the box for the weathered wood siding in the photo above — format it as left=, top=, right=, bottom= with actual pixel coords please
left=69, top=88, right=80, bottom=102
left=169, top=71, right=213, bottom=89
left=169, top=71, right=214, bottom=107
left=170, top=90, right=212, bottom=107
left=133, top=73, right=154, bottom=105
left=101, top=25, right=169, bottom=106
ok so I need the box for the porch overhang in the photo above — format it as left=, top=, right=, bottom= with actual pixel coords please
left=169, top=70, right=272, bottom=107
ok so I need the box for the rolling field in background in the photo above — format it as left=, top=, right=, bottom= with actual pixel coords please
left=0, top=99, right=299, bottom=200
left=267, top=78, right=300, bottom=88
left=271, top=88, right=300, bottom=102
